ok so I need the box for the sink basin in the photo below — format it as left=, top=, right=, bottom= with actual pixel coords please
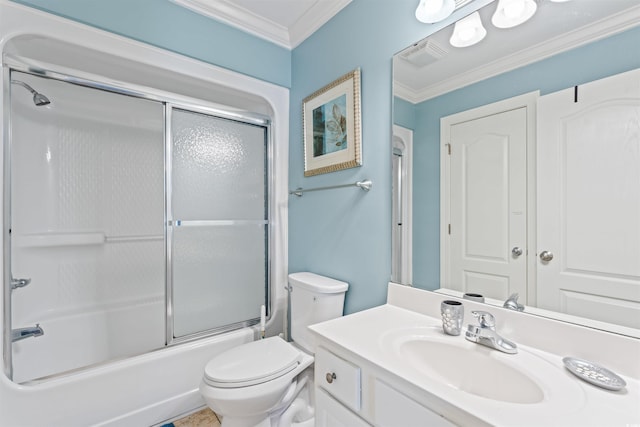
left=400, top=337, right=543, bottom=403
left=381, top=326, right=581, bottom=405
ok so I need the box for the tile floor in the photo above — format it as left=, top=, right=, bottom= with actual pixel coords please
left=172, top=408, right=220, bottom=427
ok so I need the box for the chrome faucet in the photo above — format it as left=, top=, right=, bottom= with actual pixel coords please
left=12, top=324, right=44, bottom=342
left=503, top=293, right=524, bottom=311
left=465, top=311, right=517, bottom=354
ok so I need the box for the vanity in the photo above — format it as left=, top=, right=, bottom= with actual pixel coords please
left=309, top=284, right=640, bottom=426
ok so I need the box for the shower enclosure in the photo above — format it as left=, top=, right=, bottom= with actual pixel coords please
left=4, top=69, right=271, bottom=383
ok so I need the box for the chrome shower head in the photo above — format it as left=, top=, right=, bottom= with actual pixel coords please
left=32, top=92, right=51, bottom=106
left=11, top=79, right=51, bottom=106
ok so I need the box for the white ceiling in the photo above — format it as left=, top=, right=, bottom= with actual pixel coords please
left=394, top=0, right=640, bottom=103
left=171, top=0, right=352, bottom=49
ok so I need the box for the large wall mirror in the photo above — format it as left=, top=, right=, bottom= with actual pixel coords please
left=392, top=0, right=640, bottom=337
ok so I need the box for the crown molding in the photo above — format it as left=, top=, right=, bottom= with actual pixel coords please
left=171, top=0, right=351, bottom=50
left=289, top=0, right=352, bottom=49
left=396, top=4, right=640, bottom=104
left=394, top=81, right=424, bottom=104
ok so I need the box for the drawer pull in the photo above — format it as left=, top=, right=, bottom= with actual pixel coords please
left=326, top=372, right=337, bottom=384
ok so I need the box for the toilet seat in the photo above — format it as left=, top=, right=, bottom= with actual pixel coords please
left=203, top=336, right=302, bottom=388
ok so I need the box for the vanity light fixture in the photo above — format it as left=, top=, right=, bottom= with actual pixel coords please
left=491, top=0, right=537, bottom=28
left=415, top=0, right=456, bottom=24
left=449, top=11, right=486, bottom=47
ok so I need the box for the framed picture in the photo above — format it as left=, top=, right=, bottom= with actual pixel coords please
left=303, top=68, right=362, bottom=176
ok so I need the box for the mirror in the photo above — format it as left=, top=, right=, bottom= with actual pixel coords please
left=392, top=0, right=640, bottom=337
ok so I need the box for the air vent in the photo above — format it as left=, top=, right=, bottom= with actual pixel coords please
left=399, top=39, right=448, bottom=67
left=400, top=0, right=472, bottom=67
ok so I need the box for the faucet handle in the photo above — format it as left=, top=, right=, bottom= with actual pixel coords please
left=503, top=293, right=525, bottom=311
left=471, top=310, right=495, bottom=329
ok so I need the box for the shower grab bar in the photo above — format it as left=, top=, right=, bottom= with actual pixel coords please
left=105, top=235, right=164, bottom=243
left=289, top=179, right=372, bottom=197
left=14, top=233, right=165, bottom=247
left=170, top=220, right=268, bottom=227
left=14, top=232, right=105, bottom=247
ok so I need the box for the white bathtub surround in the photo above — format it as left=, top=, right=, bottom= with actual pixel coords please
left=309, top=283, right=640, bottom=426
left=0, top=1, right=289, bottom=425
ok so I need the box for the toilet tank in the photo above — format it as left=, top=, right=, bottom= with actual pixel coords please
left=289, top=272, right=348, bottom=353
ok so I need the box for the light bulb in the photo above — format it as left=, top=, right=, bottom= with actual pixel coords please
left=415, top=0, right=456, bottom=24
left=492, top=0, right=537, bottom=28
left=450, top=12, right=487, bottom=48
left=423, top=0, right=443, bottom=15
left=503, top=0, right=525, bottom=19
left=458, top=27, right=476, bottom=42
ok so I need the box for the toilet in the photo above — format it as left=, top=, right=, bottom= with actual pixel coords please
left=199, top=272, right=349, bottom=427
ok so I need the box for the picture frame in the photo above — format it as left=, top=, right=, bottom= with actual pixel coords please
left=302, top=68, right=362, bottom=176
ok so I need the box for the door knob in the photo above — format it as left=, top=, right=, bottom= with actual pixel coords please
left=539, top=251, right=554, bottom=262
left=512, top=247, right=523, bottom=257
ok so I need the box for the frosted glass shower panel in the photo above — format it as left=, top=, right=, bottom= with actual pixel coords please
left=172, top=224, right=266, bottom=337
left=171, top=109, right=267, bottom=220
left=170, top=108, right=269, bottom=339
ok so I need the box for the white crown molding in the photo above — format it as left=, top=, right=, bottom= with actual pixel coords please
left=171, top=0, right=290, bottom=47
left=289, top=0, right=352, bottom=49
left=171, top=0, right=351, bottom=50
left=394, top=80, right=424, bottom=104
left=396, top=4, right=640, bottom=104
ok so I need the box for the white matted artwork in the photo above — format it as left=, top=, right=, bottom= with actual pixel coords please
left=302, top=68, right=362, bottom=176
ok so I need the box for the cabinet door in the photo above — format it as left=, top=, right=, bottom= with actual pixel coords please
left=316, top=388, right=370, bottom=427
left=375, top=379, right=456, bottom=427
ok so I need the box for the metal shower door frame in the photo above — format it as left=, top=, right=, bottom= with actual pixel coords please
left=2, top=60, right=273, bottom=380
left=164, top=102, right=273, bottom=345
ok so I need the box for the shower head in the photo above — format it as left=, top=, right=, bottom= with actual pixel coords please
left=11, top=79, right=51, bottom=106
left=32, top=92, right=51, bottom=106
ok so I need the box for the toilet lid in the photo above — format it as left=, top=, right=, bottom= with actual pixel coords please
left=203, top=336, right=302, bottom=388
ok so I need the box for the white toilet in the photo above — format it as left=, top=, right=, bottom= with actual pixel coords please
left=199, top=272, right=348, bottom=427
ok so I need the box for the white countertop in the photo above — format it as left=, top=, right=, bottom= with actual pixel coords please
left=309, top=285, right=640, bottom=427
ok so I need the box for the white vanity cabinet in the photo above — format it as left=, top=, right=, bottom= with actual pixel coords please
left=314, top=346, right=457, bottom=427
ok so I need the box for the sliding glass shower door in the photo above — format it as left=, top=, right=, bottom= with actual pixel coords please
left=5, top=70, right=270, bottom=382
left=7, top=71, right=166, bottom=383
left=169, top=109, right=269, bottom=340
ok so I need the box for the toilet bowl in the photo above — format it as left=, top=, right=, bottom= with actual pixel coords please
left=199, top=272, right=348, bottom=427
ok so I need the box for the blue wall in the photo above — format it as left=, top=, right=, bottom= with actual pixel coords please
left=393, top=97, right=416, bottom=130
left=409, top=25, right=640, bottom=290
left=287, top=0, right=487, bottom=314
left=10, top=0, right=292, bottom=87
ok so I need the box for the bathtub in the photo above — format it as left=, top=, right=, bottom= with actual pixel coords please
left=3, top=324, right=254, bottom=426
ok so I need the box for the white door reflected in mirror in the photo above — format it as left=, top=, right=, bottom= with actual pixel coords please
left=536, top=69, right=640, bottom=330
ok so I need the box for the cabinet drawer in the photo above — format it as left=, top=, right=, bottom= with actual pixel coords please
left=315, top=347, right=361, bottom=411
